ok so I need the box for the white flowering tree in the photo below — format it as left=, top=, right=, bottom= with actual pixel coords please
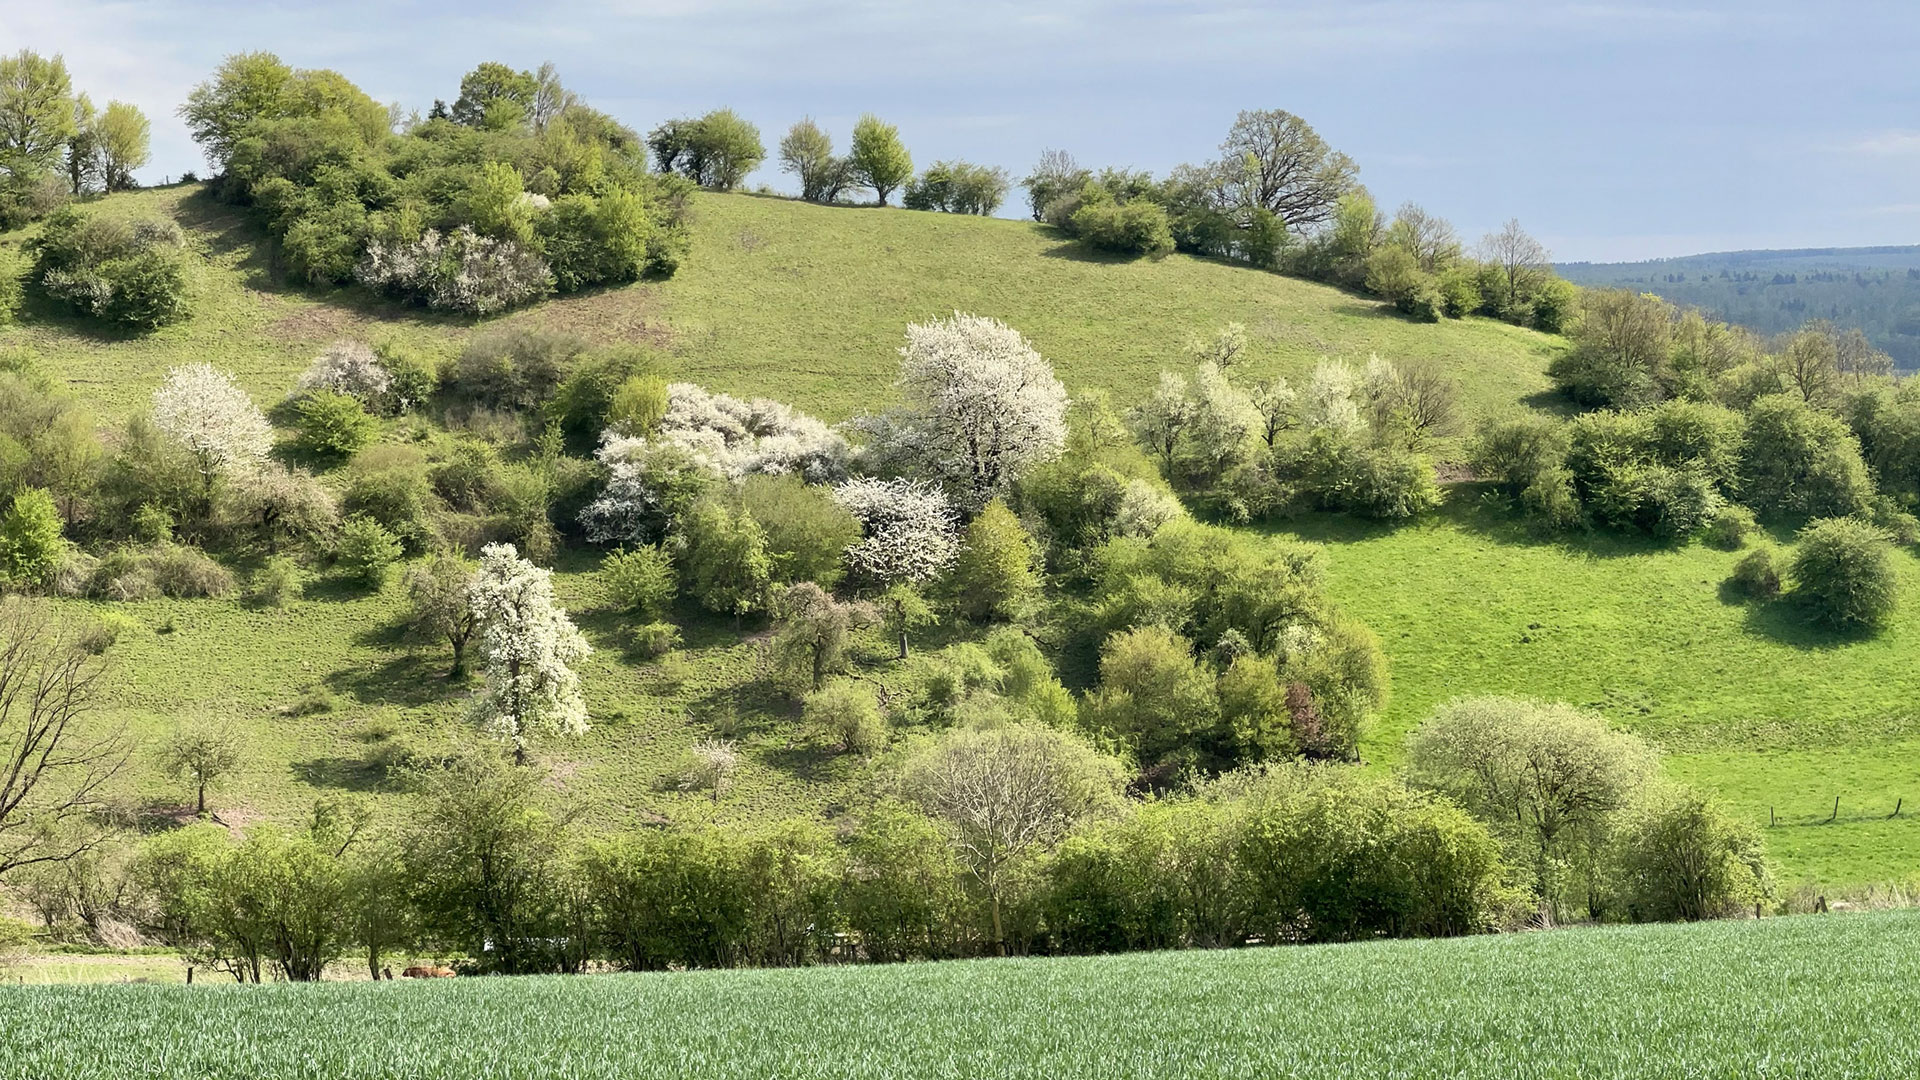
left=150, top=363, right=274, bottom=511
left=1302, top=360, right=1366, bottom=437
left=832, top=476, right=959, bottom=586
left=580, top=435, right=715, bottom=545
left=468, top=543, right=591, bottom=764
left=866, top=313, right=1069, bottom=506
left=1186, top=362, right=1262, bottom=476
left=1128, top=371, right=1193, bottom=474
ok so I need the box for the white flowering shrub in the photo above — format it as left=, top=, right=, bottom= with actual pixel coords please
left=1186, top=361, right=1263, bottom=474
left=861, top=313, right=1069, bottom=506
left=468, top=542, right=591, bottom=759
left=1114, top=479, right=1186, bottom=538
left=150, top=363, right=273, bottom=488
left=580, top=434, right=715, bottom=545
left=294, top=340, right=393, bottom=404
left=356, top=227, right=554, bottom=315
left=832, top=476, right=960, bottom=585
left=1303, top=360, right=1366, bottom=436
left=654, top=382, right=848, bottom=482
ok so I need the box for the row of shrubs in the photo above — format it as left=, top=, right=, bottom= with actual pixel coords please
left=29, top=700, right=1763, bottom=981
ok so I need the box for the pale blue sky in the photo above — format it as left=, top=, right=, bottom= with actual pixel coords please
left=6, top=0, right=1917, bottom=261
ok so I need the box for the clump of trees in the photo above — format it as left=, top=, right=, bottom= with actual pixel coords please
left=181, top=53, right=690, bottom=314
left=776, top=115, right=913, bottom=207
left=0, top=50, right=152, bottom=228
left=27, top=208, right=191, bottom=328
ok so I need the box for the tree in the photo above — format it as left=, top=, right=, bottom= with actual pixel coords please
left=880, top=583, right=937, bottom=660
left=233, top=461, right=337, bottom=554
left=948, top=500, right=1041, bottom=622
left=833, top=477, right=960, bottom=587
left=451, top=62, right=537, bottom=129
left=769, top=582, right=875, bottom=695
left=1384, top=202, right=1461, bottom=272
left=1210, top=108, right=1359, bottom=230
left=1129, top=371, right=1195, bottom=474
left=178, top=51, right=295, bottom=171
left=1408, top=696, right=1656, bottom=922
left=803, top=679, right=886, bottom=755
left=0, top=51, right=77, bottom=190
left=1478, top=219, right=1551, bottom=315
left=648, top=110, right=764, bottom=190
left=469, top=543, right=591, bottom=763
left=0, top=600, right=124, bottom=878
left=293, top=391, right=377, bottom=458
left=737, top=473, right=862, bottom=587
left=149, top=364, right=273, bottom=514
left=1082, top=626, right=1220, bottom=766
left=1021, top=149, right=1090, bottom=222
left=779, top=118, right=838, bottom=202
left=405, top=553, right=479, bottom=677
left=65, top=93, right=100, bottom=196
left=160, top=724, right=241, bottom=818
left=848, top=114, right=912, bottom=206
left=1607, top=785, right=1771, bottom=922
left=1789, top=517, right=1899, bottom=631
left=873, top=313, right=1070, bottom=506
left=335, top=516, right=402, bottom=588
left=900, top=723, right=1124, bottom=952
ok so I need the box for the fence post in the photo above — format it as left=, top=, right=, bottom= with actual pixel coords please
left=1769, top=806, right=1775, bottom=827
left=1830, top=797, right=1840, bottom=824
left=1895, top=798, right=1904, bottom=819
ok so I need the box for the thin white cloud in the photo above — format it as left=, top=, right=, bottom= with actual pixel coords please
left=1851, top=131, right=1920, bottom=157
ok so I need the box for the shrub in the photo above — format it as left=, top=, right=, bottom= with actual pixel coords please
left=335, top=516, right=403, bottom=588
left=1726, top=547, right=1781, bottom=601
left=1789, top=517, right=1898, bottom=630
left=294, top=341, right=393, bottom=406
left=804, top=679, right=887, bottom=755
left=1703, top=504, right=1758, bottom=551
left=293, top=391, right=378, bottom=458
left=1471, top=415, right=1568, bottom=495
left=446, top=328, right=588, bottom=412
left=1070, top=192, right=1175, bottom=258
left=946, top=500, right=1042, bottom=621
left=632, top=620, right=681, bottom=659
left=1740, top=394, right=1874, bottom=520
left=143, top=543, right=235, bottom=598
left=289, top=686, right=337, bottom=716
left=343, top=448, right=441, bottom=553
left=0, top=487, right=65, bottom=586
left=737, top=474, right=862, bottom=588
left=354, top=225, right=553, bottom=315
left=677, top=497, right=773, bottom=617
left=1607, top=785, right=1771, bottom=921
left=248, top=555, right=303, bottom=607
left=679, top=738, right=740, bottom=798
left=602, top=545, right=676, bottom=618
left=31, top=209, right=192, bottom=328
left=76, top=610, right=141, bottom=654
left=1081, top=626, right=1220, bottom=767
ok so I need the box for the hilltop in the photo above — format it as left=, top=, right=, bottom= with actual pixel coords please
left=5, top=185, right=1920, bottom=889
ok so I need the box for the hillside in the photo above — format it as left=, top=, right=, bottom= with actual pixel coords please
left=5, top=185, right=1920, bottom=888
left=1561, top=245, right=1920, bottom=369
left=7, top=909, right=1919, bottom=1076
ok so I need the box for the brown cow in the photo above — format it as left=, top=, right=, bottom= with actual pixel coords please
left=401, top=965, right=457, bottom=979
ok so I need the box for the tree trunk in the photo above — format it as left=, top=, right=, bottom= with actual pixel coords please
left=196, top=781, right=206, bottom=816
left=897, top=632, right=909, bottom=661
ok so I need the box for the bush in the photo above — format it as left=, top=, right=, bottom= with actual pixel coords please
left=632, top=620, right=682, bottom=659
left=248, top=555, right=303, bottom=607
left=602, top=545, right=676, bottom=618
left=1069, top=188, right=1175, bottom=257
left=1789, top=517, right=1898, bottom=630
left=335, top=516, right=403, bottom=589
left=1607, top=786, right=1771, bottom=922
left=677, top=498, right=772, bottom=617
left=1286, top=432, right=1442, bottom=520
left=142, top=543, right=235, bottom=598
left=1472, top=415, right=1568, bottom=495
left=1703, top=504, right=1758, bottom=551
left=1740, top=394, right=1874, bottom=520
left=76, top=610, right=141, bottom=654
left=946, top=500, right=1042, bottom=621
left=355, top=225, right=553, bottom=315
left=30, top=210, right=192, bottom=329
left=0, top=487, right=65, bottom=586
left=737, top=474, right=862, bottom=588
left=447, top=328, right=588, bottom=413
left=293, top=391, right=378, bottom=458
left=804, top=679, right=886, bottom=755
left=1726, top=547, right=1782, bottom=601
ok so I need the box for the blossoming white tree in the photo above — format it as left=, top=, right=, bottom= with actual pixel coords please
left=468, top=543, right=591, bottom=764
left=150, top=363, right=274, bottom=509
left=654, top=382, right=848, bottom=481
left=832, top=476, right=959, bottom=586
left=865, top=313, right=1069, bottom=506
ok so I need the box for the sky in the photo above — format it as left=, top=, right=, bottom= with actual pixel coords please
left=5, top=0, right=1918, bottom=263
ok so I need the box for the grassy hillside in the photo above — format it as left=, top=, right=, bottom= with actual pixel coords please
left=0, top=184, right=1562, bottom=429
left=5, top=184, right=1920, bottom=888
left=6, top=909, right=1919, bottom=1078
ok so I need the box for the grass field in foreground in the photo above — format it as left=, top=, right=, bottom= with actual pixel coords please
left=4, top=910, right=1918, bottom=1079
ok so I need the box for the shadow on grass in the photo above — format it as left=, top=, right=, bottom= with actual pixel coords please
left=325, top=648, right=463, bottom=708
left=290, top=756, right=384, bottom=792
left=1739, top=595, right=1883, bottom=651
left=1036, top=240, right=1142, bottom=265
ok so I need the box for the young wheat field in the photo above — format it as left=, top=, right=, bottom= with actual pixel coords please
left=3, top=910, right=1917, bottom=1079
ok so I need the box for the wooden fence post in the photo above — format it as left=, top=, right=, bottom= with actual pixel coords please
left=1830, top=797, right=1840, bottom=824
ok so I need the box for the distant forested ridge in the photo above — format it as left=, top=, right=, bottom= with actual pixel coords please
left=1562, top=246, right=1920, bottom=370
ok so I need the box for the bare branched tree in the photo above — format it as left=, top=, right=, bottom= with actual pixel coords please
left=0, top=599, right=127, bottom=879
left=1211, top=109, right=1360, bottom=230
